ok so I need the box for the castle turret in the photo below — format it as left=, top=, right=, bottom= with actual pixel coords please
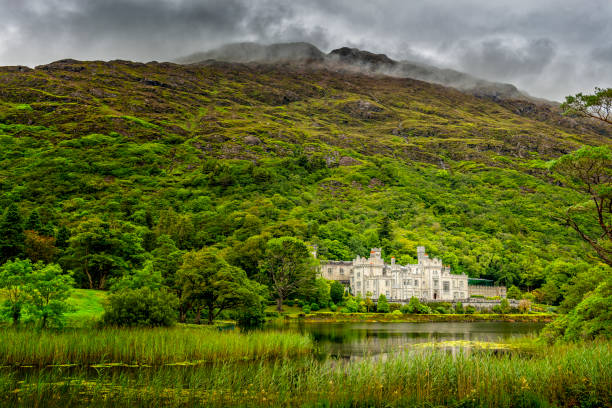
left=370, top=248, right=382, bottom=259
left=417, top=246, right=426, bottom=260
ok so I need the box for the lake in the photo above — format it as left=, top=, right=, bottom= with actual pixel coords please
left=265, top=321, right=546, bottom=358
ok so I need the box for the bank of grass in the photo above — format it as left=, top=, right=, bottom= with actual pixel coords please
left=0, top=326, right=313, bottom=366
left=283, top=312, right=555, bottom=323
left=0, top=341, right=609, bottom=407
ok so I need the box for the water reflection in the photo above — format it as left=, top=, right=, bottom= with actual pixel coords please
left=265, top=321, right=544, bottom=358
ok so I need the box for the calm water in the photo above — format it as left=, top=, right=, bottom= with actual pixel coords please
left=266, top=321, right=545, bottom=358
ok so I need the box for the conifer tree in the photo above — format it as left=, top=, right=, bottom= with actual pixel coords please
left=24, top=209, right=42, bottom=232
left=0, top=204, right=25, bottom=263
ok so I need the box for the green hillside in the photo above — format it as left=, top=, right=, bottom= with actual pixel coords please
left=0, top=59, right=608, bottom=296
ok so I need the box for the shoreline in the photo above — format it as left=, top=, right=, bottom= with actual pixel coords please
left=278, top=312, right=554, bottom=323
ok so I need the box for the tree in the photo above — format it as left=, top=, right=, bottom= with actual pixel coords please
left=454, top=301, right=464, bottom=314
left=0, top=203, right=25, bottom=263
left=177, top=247, right=262, bottom=324
left=562, top=87, right=612, bottom=124
left=103, top=287, right=178, bottom=327
left=330, top=281, right=345, bottom=305
left=364, top=292, right=374, bottom=312
left=258, top=237, right=316, bottom=312
left=25, top=209, right=42, bottom=232
left=55, top=226, right=70, bottom=250
left=63, top=219, right=145, bottom=289
left=151, top=235, right=184, bottom=287
left=507, top=285, right=522, bottom=300
left=24, top=230, right=56, bottom=264
left=314, top=278, right=331, bottom=308
left=376, top=294, right=390, bottom=313
left=27, top=263, right=74, bottom=328
left=110, top=260, right=162, bottom=292
left=0, top=259, right=32, bottom=325
left=549, top=146, right=612, bottom=265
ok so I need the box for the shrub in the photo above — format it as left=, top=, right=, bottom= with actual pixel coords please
left=500, top=298, right=510, bottom=314
left=507, top=285, right=522, bottom=300
left=376, top=295, right=390, bottom=313
left=302, top=305, right=311, bottom=314
left=492, top=305, right=502, bottom=314
left=103, top=288, right=178, bottom=327
left=435, top=306, right=448, bottom=314
left=285, top=300, right=294, bottom=307
left=518, top=299, right=532, bottom=314
left=329, top=303, right=337, bottom=312
left=454, top=302, right=464, bottom=314
left=465, top=305, right=476, bottom=314
left=310, top=303, right=320, bottom=311
left=345, top=299, right=358, bottom=313
left=389, top=303, right=402, bottom=312
left=404, top=297, right=431, bottom=314
left=392, top=310, right=402, bottom=315
left=235, top=305, right=266, bottom=328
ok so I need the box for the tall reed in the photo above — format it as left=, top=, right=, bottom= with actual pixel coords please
left=0, top=327, right=313, bottom=366
left=0, top=341, right=609, bottom=407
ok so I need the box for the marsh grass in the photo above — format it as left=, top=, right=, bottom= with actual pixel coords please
left=0, top=341, right=609, bottom=407
left=0, top=327, right=313, bottom=366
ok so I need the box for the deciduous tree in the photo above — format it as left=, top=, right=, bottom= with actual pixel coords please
left=258, top=236, right=316, bottom=312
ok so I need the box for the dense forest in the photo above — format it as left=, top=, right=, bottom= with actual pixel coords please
left=0, top=59, right=610, bottom=323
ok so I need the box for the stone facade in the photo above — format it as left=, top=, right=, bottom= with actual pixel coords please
left=320, top=246, right=469, bottom=302
left=467, top=285, right=507, bottom=298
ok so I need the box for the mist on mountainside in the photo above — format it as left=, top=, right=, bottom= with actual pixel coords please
left=177, top=42, right=538, bottom=102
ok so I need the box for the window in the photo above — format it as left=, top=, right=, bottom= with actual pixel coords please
left=414, top=280, right=418, bottom=286
left=386, top=291, right=390, bottom=298
left=443, top=281, right=450, bottom=292
left=357, top=272, right=360, bottom=278
left=386, top=280, right=390, bottom=287
left=328, top=268, right=332, bottom=275
left=433, top=279, right=439, bottom=288
left=460, top=281, right=464, bottom=288
left=340, top=268, right=344, bottom=275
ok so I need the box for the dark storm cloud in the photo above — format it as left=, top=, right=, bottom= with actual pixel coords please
left=1, top=0, right=611, bottom=100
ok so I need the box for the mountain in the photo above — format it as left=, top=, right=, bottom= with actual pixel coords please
left=179, top=42, right=537, bottom=102
left=0, top=57, right=608, bottom=292
left=177, top=42, right=325, bottom=64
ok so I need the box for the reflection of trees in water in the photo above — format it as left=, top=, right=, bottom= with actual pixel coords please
left=265, top=322, right=544, bottom=358
left=297, top=322, right=544, bottom=358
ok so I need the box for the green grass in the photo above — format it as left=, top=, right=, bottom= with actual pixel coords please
left=64, top=289, right=107, bottom=326
left=0, top=340, right=608, bottom=407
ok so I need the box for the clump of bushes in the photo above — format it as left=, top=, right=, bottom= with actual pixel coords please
left=302, top=305, right=311, bottom=314
left=401, top=297, right=432, bottom=314
left=103, top=287, right=178, bottom=327
left=310, top=303, right=320, bottom=311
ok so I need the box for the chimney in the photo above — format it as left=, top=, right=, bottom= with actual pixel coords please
left=391, top=257, right=395, bottom=265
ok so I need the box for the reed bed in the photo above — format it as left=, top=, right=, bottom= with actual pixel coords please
left=0, top=327, right=313, bottom=366
left=0, top=341, right=609, bottom=407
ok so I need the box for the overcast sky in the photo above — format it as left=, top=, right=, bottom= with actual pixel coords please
left=2, top=0, right=611, bottom=101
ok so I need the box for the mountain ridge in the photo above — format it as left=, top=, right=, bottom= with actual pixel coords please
left=178, top=42, right=541, bottom=103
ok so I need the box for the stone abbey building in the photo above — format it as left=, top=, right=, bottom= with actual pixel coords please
left=320, top=246, right=470, bottom=302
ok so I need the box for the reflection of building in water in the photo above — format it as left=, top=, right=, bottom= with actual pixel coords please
left=320, top=246, right=470, bottom=302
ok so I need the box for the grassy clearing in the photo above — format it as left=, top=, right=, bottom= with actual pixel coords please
left=0, top=341, right=609, bottom=407
left=64, top=289, right=107, bottom=326
left=0, top=327, right=313, bottom=366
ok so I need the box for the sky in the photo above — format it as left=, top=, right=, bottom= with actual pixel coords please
left=1, top=0, right=611, bottom=101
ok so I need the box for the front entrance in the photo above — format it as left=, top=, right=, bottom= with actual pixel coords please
left=433, top=292, right=438, bottom=300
